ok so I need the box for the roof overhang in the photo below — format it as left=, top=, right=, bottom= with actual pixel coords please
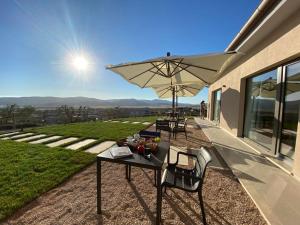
left=226, top=0, right=300, bottom=53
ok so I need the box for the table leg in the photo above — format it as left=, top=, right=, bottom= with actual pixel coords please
left=128, top=165, right=131, bottom=181
left=97, top=159, right=101, bottom=214
left=156, top=169, right=162, bottom=225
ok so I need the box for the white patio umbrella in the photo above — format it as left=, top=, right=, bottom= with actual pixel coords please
left=153, top=83, right=204, bottom=98
left=106, top=51, right=237, bottom=113
left=153, top=83, right=205, bottom=111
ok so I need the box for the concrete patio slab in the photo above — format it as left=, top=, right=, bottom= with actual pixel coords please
left=0, top=131, right=20, bottom=137
left=1, top=133, right=34, bottom=140
left=85, top=141, right=116, bottom=154
left=195, top=117, right=300, bottom=225
left=46, top=137, right=78, bottom=148
left=16, top=134, right=47, bottom=142
left=30, top=135, right=62, bottom=144
left=66, top=139, right=96, bottom=150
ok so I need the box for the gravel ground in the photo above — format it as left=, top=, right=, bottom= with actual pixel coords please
left=3, top=120, right=267, bottom=225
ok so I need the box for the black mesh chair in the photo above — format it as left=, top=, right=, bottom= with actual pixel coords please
left=173, top=118, right=187, bottom=139
left=139, top=130, right=161, bottom=138
left=161, top=147, right=212, bottom=225
left=156, top=119, right=171, bottom=139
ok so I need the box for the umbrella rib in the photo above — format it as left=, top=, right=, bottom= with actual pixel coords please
left=173, top=63, right=210, bottom=84
left=169, top=60, right=218, bottom=72
left=107, top=60, right=164, bottom=69
left=128, top=62, right=164, bottom=81
left=142, top=73, right=157, bottom=88
left=159, top=88, right=171, bottom=98
left=150, top=62, right=168, bottom=77
left=169, top=59, right=184, bottom=77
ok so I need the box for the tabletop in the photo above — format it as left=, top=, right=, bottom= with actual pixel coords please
left=97, top=141, right=170, bottom=170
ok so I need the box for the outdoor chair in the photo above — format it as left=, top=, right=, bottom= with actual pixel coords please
left=139, top=130, right=161, bottom=138
left=173, top=118, right=187, bottom=139
left=156, top=119, right=171, bottom=139
left=161, top=147, right=212, bottom=225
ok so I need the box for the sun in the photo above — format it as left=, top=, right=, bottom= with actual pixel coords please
left=72, top=55, right=89, bottom=71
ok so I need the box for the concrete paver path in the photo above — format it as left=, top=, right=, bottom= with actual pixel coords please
left=30, top=136, right=62, bottom=144
left=47, top=137, right=78, bottom=148
left=66, top=139, right=96, bottom=150
left=16, top=134, right=46, bottom=142
left=0, top=131, right=20, bottom=137
left=1, top=133, right=34, bottom=140
left=85, top=141, right=116, bottom=154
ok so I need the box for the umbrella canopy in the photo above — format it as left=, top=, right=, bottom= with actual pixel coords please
left=152, top=83, right=205, bottom=99
left=106, top=52, right=237, bottom=88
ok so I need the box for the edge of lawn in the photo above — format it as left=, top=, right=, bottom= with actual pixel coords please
left=0, top=141, right=96, bottom=222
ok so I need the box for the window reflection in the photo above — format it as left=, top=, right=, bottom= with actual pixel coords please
left=213, top=90, right=221, bottom=123
left=280, top=62, right=300, bottom=159
left=244, top=70, right=277, bottom=149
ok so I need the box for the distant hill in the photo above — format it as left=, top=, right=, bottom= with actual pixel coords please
left=0, top=97, right=196, bottom=108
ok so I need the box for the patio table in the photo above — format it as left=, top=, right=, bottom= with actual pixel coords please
left=97, top=141, right=170, bottom=225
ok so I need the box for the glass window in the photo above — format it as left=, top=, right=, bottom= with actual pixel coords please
left=213, top=89, right=221, bottom=123
left=244, top=69, right=277, bottom=149
left=280, top=62, right=300, bottom=159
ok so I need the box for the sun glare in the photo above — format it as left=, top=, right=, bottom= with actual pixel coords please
left=72, top=55, right=89, bottom=71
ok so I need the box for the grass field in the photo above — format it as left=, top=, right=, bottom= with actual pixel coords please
left=116, top=116, right=157, bottom=122
left=27, top=122, right=148, bottom=140
left=27, top=117, right=155, bottom=141
left=0, top=140, right=95, bottom=221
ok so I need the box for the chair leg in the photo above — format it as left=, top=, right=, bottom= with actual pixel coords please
left=198, top=191, right=207, bottom=225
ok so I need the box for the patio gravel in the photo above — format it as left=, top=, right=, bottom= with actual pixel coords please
left=3, top=120, right=266, bottom=225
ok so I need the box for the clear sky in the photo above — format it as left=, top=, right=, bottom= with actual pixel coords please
left=0, top=0, right=260, bottom=104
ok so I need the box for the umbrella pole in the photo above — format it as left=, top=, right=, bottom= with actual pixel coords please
left=172, top=86, right=175, bottom=117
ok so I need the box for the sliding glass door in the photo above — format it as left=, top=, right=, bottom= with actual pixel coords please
left=280, top=61, right=300, bottom=159
left=244, top=70, right=277, bottom=150
left=213, top=89, right=221, bottom=123
left=243, top=60, right=300, bottom=160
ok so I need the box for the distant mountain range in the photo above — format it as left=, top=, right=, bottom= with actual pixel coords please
left=0, top=97, right=196, bottom=108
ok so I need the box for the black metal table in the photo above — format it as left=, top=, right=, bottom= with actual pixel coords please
left=97, top=141, right=170, bottom=225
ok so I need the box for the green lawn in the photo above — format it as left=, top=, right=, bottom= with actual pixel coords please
left=27, top=121, right=151, bottom=141
left=0, top=140, right=95, bottom=221
left=116, top=116, right=157, bottom=123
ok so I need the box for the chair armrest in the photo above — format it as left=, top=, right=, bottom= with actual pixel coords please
left=175, top=151, right=197, bottom=165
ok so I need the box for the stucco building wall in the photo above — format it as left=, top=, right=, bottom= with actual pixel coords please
left=208, top=10, right=300, bottom=176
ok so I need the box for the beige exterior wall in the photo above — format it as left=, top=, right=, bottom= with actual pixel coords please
left=208, top=11, right=300, bottom=176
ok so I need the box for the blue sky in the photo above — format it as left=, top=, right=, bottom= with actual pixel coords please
left=0, top=0, right=260, bottom=104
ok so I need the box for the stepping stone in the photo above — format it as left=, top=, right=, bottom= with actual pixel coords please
left=132, top=122, right=141, bottom=124
left=103, top=121, right=108, bottom=122
left=0, top=131, right=20, bottom=137
left=47, top=137, right=78, bottom=148
left=16, top=134, right=47, bottom=142
left=85, top=141, right=116, bottom=154
left=112, top=121, right=120, bottom=123
left=66, top=139, right=96, bottom=150
left=122, top=121, right=129, bottom=123
left=1, top=133, right=34, bottom=140
left=165, top=146, right=189, bottom=165
left=142, top=122, right=151, bottom=125
left=30, top=135, right=62, bottom=144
